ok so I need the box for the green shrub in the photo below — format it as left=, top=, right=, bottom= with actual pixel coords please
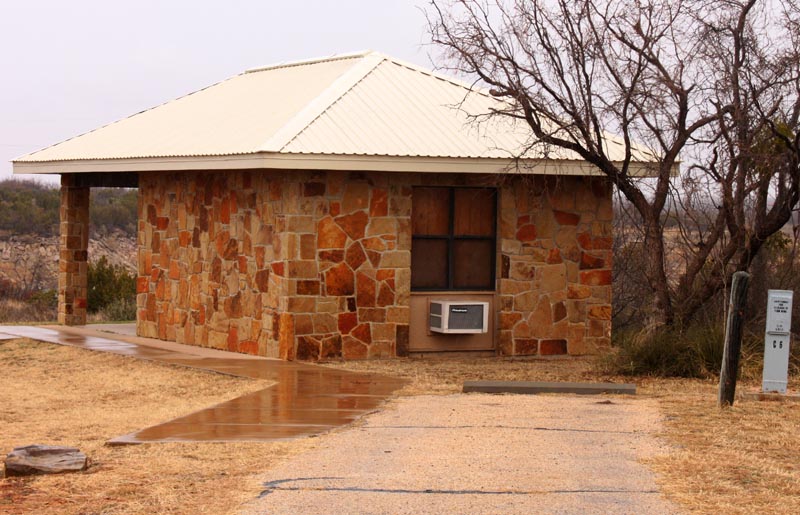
left=27, top=289, right=57, bottom=310
left=600, top=323, right=766, bottom=378
left=99, top=297, right=137, bottom=322
left=87, top=256, right=135, bottom=314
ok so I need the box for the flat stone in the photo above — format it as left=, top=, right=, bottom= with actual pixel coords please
left=4, top=445, right=88, bottom=477
left=462, top=381, right=636, bottom=395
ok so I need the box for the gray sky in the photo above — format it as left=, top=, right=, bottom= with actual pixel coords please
left=0, top=0, right=432, bottom=184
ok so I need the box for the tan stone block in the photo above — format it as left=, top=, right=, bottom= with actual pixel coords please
left=388, top=195, right=411, bottom=217
left=342, top=182, right=370, bottom=213
left=513, top=291, right=538, bottom=312
left=501, top=238, right=522, bottom=254
left=566, top=300, right=586, bottom=323
left=287, top=260, right=318, bottom=279
left=380, top=251, right=410, bottom=268
left=294, top=314, right=314, bottom=335
left=368, top=340, right=394, bottom=359
left=372, top=322, right=395, bottom=341
left=498, top=330, right=513, bottom=356
left=366, top=217, right=397, bottom=237
left=567, top=283, right=592, bottom=299
left=395, top=268, right=411, bottom=293
left=499, top=312, right=522, bottom=330
left=536, top=264, right=566, bottom=292
left=287, top=296, right=315, bottom=313
left=499, top=279, right=531, bottom=295
left=510, top=259, right=535, bottom=281
left=513, top=322, right=532, bottom=339
left=528, top=299, right=552, bottom=337
left=588, top=305, right=611, bottom=320
left=396, top=218, right=411, bottom=250
left=565, top=336, right=588, bottom=355
left=387, top=306, right=410, bottom=323
left=313, top=313, right=337, bottom=333
left=208, top=330, right=228, bottom=350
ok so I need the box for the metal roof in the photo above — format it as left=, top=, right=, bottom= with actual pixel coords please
left=13, top=51, right=658, bottom=175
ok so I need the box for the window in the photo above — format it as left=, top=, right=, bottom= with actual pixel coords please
left=411, top=186, right=497, bottom=290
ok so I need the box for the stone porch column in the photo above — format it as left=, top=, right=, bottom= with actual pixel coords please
left=58, top=174, right=89, bottom=325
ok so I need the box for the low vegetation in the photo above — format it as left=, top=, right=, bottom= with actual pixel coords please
left=87, top=256, right=136, bottom=321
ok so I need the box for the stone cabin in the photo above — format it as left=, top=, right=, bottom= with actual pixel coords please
left=13, top=51, right=653, bottom=360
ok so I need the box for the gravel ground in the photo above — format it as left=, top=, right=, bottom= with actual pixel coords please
left=243, top=393, right=681, bottom=515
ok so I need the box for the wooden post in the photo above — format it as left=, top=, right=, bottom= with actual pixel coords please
left=718, top=271, right=750, bottom=407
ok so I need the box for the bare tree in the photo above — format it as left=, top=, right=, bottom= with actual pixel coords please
left=428, top=0, right=800, bottom=327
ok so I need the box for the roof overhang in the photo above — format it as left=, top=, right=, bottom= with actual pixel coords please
left=13, top=152, right=663, bottom=177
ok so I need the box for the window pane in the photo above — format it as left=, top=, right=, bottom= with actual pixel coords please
left=412, top=188, right=450, bottom=235
left=453, top=239, right=494, bottom=289
left=454, top=188, right=496, bottom=236
left=411, top=238, right=448, bottom=289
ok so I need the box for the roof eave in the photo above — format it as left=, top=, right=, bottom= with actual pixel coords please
left=12, top=152, right=665, bottom=177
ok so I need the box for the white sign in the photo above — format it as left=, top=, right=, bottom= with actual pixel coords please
left=766, top=290, right=793, bottom=334
left=763, top=290, right=794, bottom=394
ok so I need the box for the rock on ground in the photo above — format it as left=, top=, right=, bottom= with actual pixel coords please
left=4, top=445, right=88, bottom=477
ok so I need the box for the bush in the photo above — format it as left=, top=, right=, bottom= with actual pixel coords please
left=99, top=297, right=137, bottom=322
left=88, top=256, right=135, bottom=315
left=600, top=323, right=766, bottom=378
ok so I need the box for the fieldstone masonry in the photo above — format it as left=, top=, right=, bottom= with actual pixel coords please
left=131, top=170, right=612, bottom=360
left=497, top=176, right=612, bottom=356
left=58, top=175, right=89, bottom=326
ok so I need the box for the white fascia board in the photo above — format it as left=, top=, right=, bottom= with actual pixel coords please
left=12, top=153, right=663, bottom=177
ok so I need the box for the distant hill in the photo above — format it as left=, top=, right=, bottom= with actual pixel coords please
left=0, top=179, right=137, bottom=239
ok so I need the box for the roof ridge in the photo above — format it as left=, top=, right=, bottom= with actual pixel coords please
left=258, top=52, right=386, bottom=153
left=245, top=50, right=374, bottom=74
left=376, top=54, right=496, bottom=100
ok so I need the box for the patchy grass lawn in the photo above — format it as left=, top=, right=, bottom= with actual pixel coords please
left=325, top=356, right=800, bottom=515
left=0, top=339, right=313, bottom=515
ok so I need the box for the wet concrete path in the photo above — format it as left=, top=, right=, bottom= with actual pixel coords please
left=0, top=325, right=405, bottom=444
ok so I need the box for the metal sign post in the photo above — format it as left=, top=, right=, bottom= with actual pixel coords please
left=762, top=290, right=793, bottom=394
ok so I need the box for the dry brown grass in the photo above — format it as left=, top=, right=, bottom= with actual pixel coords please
left=327, top=356, right=800, bottom=514
left=0, top=339, right=313, bottom=515
left=646, top=378, right=800, bottom=514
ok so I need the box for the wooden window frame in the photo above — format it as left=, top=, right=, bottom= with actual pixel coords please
left=411, top=186, right=497, bottom=292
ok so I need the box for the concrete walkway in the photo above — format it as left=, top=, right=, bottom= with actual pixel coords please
left=0, top=324, right=405, bottom=444
left=244, top=394, right=680, bottom=515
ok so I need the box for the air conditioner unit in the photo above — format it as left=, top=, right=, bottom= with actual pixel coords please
left=429, top=300, right=489, bottom=334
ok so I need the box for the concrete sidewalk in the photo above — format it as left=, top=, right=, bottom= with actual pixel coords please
left=244, top=394, right=680, bottom=515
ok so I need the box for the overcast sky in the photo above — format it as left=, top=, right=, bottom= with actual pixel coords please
left=0, top=0, right=432, bottom=184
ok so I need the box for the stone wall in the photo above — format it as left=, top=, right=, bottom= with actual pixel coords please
left=497, top=176, right=612, bottom=356
left=137, top=170, right=412, bottom=359
left=58, top=175, right=89, bottom=326
left=136, top=170, right=611, bottom=359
